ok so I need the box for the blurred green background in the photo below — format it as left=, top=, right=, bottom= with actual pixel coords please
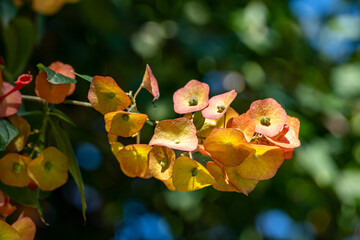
left=1, top=0, right=360, bottom=239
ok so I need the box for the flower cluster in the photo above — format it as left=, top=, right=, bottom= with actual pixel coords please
left=89, top=68, right=301, bottom=194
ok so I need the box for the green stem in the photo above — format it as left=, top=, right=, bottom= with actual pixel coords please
left=22, top=95, right=92, bottom=108
left=29, top=102, right=49, bottom=158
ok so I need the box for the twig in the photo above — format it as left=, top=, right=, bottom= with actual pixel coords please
left=22, top=95, right=92, bottom=107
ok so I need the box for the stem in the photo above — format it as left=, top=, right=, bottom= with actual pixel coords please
left=29, top=102, right=49, bottom=158
left=189, top=151, right=193, bottom=159
left=22, top=95, right=92, bottom=107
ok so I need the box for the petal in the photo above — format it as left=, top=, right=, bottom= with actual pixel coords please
left=47, top=61, right=76, bottom=96
left=162, top=177, right=175, bottom=191
left=27, top=147, right=69, bottom=191
left=249, top=98, right=287, bottom=137
left=201, top=90, right=237, bottom=119
left=149, top=117, right=198, bottom=151
left=12, top=217, right=36, bottom=240
left=0, top=82, right=21, bottom=117
left=88, top=76, right=131, bottom=115
left=104, top=110, right=147, bottom=137
left=7, top=114, right=31, bottom=152
left=0, top=220, right=21, bottom=240
left=142, top=64, right=160, bottom=102
left=148, top=146, right=175, bottom=180
left=35, top=72, right=70, bottom=104
left=172, top=156, right=215, bottom=191
left=235, top=145, right=285, bottom=180
left=173, top=80, right=209, bottom=114
left=0, top=153, right=31, bottom=187
left=267, top=126, right=301, bottom=149
left=197, top=107, right=239, bottom=141
left=224, top=167, right=258, bottom=195
left=32, top=0, right=65, bottom=15
left=286, top=115, right=300, bottom=137
left=204, top=128, right=254, bottom=167
left=206, top=161, right=237, bottom=192
left=226, top=112, right=255, bottom=142
left=115, top=144, right=152, bottom=178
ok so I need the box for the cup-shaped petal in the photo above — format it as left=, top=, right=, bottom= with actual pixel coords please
left=172, top=156, right=215, bottom=191
left=142, top=64, right=160, bottom=102
left=0, top=220, right=21, bottom=240
left=202, top=90, right=237, bottom=119
left=235, top=145, right=285, bottom=180
left=104, top=111, right=147, bottom=137
left=226, top=112, right=255, bottom=142
left=148, top=146, right=175, bottom=180
left=224, top=167, right=258, bottom=195
left=248, top=98, right=287, bottom=137
left=206, top=161, right=237, bottom=192
left=88, top=76, right=131, bottom=115
left=0, top=82, right=21, bottom=118
left=27, top=147, right=69, bottom=191
left=204, top=128, right=254, bottom=167
left=7, top=114, right=30, bottom=152
left=173, top=80, right=209, bottom=114
left=116, top=144, right=152, bottom=178
left=12, top=217, right=36, bottom=240
left=149, top=118, right=198, bottom=151
left=0, top=191, right=16, bottom=217
left=0, top=153, right=31, bottom=187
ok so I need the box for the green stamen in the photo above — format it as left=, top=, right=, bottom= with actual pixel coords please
left=217, top=105, right=226, bottom=113
left=107, top=92, right=115, bottom=99
left=160, top=158, right=168, bottom=167
left=260, top=116, right=271, bottom=126
left=44, top=162, right=53, bottom=171
left=191, top=167, right=198, bottom=177
left=13, top=162, right=22, bottom=173
left=188, top=97, right=198, bottom=106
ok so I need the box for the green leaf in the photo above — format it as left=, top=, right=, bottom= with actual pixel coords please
left=37, top=63, right=77, bottom=84
left=193, top=111, right=205, bottom=131
left=49, top=109, right=76, bottom=127
left=0, top=182, right=37, bottom=207
left=74, top=72, right=93, bottom=82
left=0, top=119, right=18, bottom=151
left=3, top=18, right=35, bottom=81
left=0, top=0, right=17, bottom=27
left=49, top=118, right=87, bottom=221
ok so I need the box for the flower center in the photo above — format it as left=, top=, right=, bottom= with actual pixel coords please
left=191, top=167, right=198, bottom=177
left=122, top=114, right=130, bottom=122
left=174, top=139, right=180, bottom=144
left=217, top=105, right=226, bottom=113
left=44, top=161, right=53, bottom=171
left=188, top=97, right=198, bottom=106
left=12, top=162, right=22, bottom=173
left=107, top=92, right=115, bottom=99
left=160, top=158, right=168, bottom=167
left=260, top=116, right=271, bottom=126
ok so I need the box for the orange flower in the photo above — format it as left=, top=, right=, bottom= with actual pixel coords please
left=141, top=64, right=160, bottom=102
left=248, top=98, right=287, bottom=137
left=173, top=80, right=209, bottom=114
left=148, top=146, right=175, bottom=180
left=35, top=61, right=75, bottom=104
left=7, top=114, right=31, bottom=152
left=235, top=145, right=285, bottom=180
left=202, top=90, right=237, bottom=119
left=115, top=144, right=152, bottom=178
left=27, top=147, right=69, bottom=191
left=172, top=156, right=215, bottom=191
left=204, top=128, right=254, bottom=167
left=88, top=76, right=131, bottom=115
left=0, top=153, right=31, bottom=187
left=149, top=118, right=198, bottom=151
left=104, top=111, right=147, bottom=137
